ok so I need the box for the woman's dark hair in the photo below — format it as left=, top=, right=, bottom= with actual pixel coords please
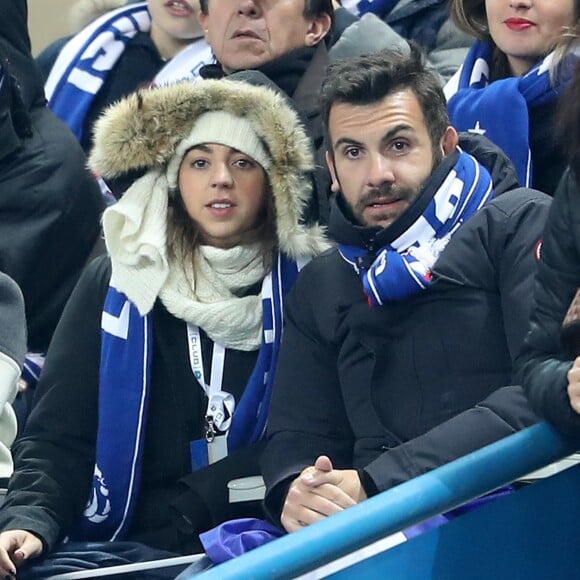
left=449, top=0, right=489, bottom=40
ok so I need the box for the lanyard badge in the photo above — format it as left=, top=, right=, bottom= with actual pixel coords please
left=187, top=324, right=234, bottom=470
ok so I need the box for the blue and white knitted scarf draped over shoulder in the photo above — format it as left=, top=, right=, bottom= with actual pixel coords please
left=446, top=42, right=564, bottom=188
left=339, top=150, right=493, bottom=306
left=73, top=252, right=299, bottom=542
left=44, top=2, right=213, bottom=142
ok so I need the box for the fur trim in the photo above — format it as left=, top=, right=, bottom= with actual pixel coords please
left=69, top=0, right=127, bottom=32
left=90, top=80, right=331, bottom=259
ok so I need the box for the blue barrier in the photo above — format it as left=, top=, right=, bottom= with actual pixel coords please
left=329, top=462, right=580, bottom=579
left=190, top=423, right=580, bottom=580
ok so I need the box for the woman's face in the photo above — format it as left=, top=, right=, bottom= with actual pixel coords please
left=148, top=0, right=203, bottom=58
left=485, top=0, right=576, bottom=76
left=178, top=144, right=267, bottom=249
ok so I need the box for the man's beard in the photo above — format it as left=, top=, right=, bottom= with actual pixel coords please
left=351, top=183, right=417, bottom=227
left=353, top=148, right=443, bottom=227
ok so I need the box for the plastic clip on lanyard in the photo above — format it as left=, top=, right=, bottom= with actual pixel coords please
left=186, top=324, right=234, bottom=464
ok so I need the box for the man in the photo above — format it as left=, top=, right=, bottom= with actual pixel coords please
left=261, top=48, right=546, bottom=531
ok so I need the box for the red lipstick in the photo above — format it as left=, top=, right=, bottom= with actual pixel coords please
left=505, top=18, right=535, bottom=31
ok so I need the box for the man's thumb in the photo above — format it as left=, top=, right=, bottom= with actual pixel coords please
left=314, top=455, right=333, bottom=472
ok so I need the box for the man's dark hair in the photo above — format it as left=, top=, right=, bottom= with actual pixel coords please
left=320, top=46, right=450, bottom=152
left=199, top=0, right=333, bottom=24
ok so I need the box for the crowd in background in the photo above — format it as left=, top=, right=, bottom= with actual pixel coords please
left=0, top=0, right=578, bottom=577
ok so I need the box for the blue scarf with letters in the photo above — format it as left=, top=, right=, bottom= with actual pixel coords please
left=447, top=42, right=565, bottom=187
left=339, top=150, right=493, bottom=306
left=44, top=2, right=212, bottom=142
left=73, top=252, right=299, bottom=541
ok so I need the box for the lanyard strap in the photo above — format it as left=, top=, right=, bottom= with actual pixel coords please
left=186, top=324, right=235, bottom=437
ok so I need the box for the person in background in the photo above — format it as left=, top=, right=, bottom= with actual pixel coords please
left=0, top=0, right=104, bottom=410
left=516, top=26, right=580, bottom=435
left=37, top=0, right=213, bottom=196
left=0, top=78, right=328, bottom=578
left=260, top=48, right=545, bottom=532
left=445, top=0, right=578, bottom=195
left=334, top=0, right=473, bottom=82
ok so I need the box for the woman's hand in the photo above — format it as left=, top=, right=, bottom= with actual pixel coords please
left=567, top=357, right=580, bottom=414
left=0, top=529, right=43, bottom=576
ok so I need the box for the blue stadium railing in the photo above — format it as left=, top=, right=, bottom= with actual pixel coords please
left=189, top=422, right=580, bottom=579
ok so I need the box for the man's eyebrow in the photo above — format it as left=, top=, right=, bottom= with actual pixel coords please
left=380, top=124, right=415, bottom=145
left=333, top=124, right=416, bottom=151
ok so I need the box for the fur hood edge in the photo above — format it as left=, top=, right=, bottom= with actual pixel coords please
left=90, top=80, right=331, bottom=259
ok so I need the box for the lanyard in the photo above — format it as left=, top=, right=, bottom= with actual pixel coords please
left=186, top=324, right=235, bottom=438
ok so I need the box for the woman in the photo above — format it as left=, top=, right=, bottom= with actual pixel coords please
left=0, top=78, right=328, bottom=577
left=444, top=0, right=578, bottom=194
left=516, top=27, right=580, bottom=435
left=39, top=0, right=213, bottom=165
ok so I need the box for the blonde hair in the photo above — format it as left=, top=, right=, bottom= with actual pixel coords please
left=449, top=0, right=490, bottom=40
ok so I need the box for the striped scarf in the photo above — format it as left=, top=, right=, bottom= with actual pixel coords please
left=446, top=42, right=569, bottom=188
left=73, top=252, right=299, bottom=541
left=339, top=150, right=493, bottom=306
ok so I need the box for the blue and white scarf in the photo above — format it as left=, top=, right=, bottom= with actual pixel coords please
left=45, top=2, right=213, bottom=142
left=446, top=42, right=565, bottom=188
left=339, top=150, right=493, bottom=306
left=352, top=0, right=398, bottom=17
left=73, top=252, right=299, bottom=541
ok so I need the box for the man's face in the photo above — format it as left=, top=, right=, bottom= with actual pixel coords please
left=326, top=89, right=457, bottom=229
left=198, top=0, right=331, bottom=73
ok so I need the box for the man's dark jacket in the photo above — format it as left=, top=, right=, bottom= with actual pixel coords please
left=262, top=135, right=547, bottom=521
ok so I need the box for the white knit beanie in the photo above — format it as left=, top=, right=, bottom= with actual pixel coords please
left=166, top=111, right=271, bottom=189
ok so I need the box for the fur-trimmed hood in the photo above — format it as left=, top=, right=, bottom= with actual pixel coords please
left=90, top=79, right=330, bottom=260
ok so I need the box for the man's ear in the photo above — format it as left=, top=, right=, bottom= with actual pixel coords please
left=304, top=13, right=332, bottom=47
left=440, top=126, right=459, bottom=156
left=325, top=151, right=340, bottom=193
